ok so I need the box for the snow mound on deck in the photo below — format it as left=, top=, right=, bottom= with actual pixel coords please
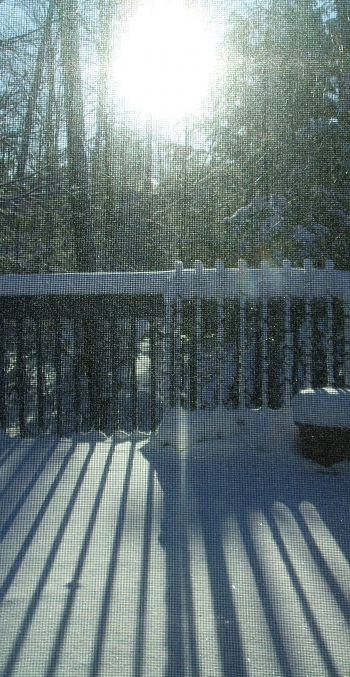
left=292, top=388, right=350, bottom=428
left=146, top=406, right=299, bottom=454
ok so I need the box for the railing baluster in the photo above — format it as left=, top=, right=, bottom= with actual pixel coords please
left=326, top=260, right=335, bottom=388
left=262, top=296, right=269, bottom=407
left=130, top=316, right=138, bottom=431
left=283, top=260, right=293, bottom=407
left=73, top=317, right=82, bottom=432
left=217, top=299, right=225, bottom=406
left=195, top=261, right=203, bottom=410
left=284, top=296, right=293, bottom=404
left=111, top=313, right=120, bottom=432
left=344, top=298, right=350, bottom=388
left=175, top=296, right=183, bottom=408
left=0, top=316, right=6, bottom=430
left=36, top=316, right=44, bottom=431
left=164, top=284, right=173, bottom=411
left=149, top=318, right=158, bottom=430
left=17, top=314, right=26, bottom=437
left=174, top=262, right=183, bottom=409
left=216, top=260, right=225, bottom=407
left=326, top=296, right=334, bottom=387
left=261, top=262, right=269, bottom=408
left=304, top=260, right=313, bottom=389
left=55, top=318, right=62, bottom=436
left=238, top=260, right=247, bottom=409
left=195, top=300, right=202, bottom=410
left=305, top=298, right=312, bottom=388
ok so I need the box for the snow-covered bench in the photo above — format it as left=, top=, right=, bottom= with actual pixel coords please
left=292, top=388, right=350, bottom=465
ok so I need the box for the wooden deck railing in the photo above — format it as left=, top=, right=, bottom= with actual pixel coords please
left=0, top=259, right=349, bottom=436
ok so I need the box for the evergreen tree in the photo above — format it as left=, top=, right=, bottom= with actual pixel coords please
left=201, top=0, right=345, bottom=267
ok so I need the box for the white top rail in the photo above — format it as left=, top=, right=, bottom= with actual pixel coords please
left=0, top=259, right=349, bottom=300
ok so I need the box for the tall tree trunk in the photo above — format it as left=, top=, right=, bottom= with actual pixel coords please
left=58, top=0, right=110, bottom=430
left=335, top=0, right=350, bottom=124
left=57, top=0, right=96, bottom=272
left=16, top=1, right=55, bottom=179
left=93, top=0, right=118, bottom=270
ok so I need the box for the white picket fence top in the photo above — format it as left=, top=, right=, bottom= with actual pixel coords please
left=0, top=259, right=349, bottom=300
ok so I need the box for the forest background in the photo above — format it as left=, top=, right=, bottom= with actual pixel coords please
left=0, top=0, right=349, bottom=275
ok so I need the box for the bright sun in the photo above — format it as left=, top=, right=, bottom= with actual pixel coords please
left=111, top=0, right=217, bottom=122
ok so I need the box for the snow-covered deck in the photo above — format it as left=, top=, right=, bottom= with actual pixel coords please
left=1, top=414, right=350, bottom=677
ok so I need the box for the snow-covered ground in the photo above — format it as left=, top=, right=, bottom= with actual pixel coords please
left=142, top=406, right=350, bottom=676
left=1, top=407, right=350, bottom=676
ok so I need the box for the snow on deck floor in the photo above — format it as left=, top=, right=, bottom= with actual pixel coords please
left=0, top=410, right=350, bottom=677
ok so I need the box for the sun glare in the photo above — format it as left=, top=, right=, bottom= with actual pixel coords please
left=111, top=0, right=217, bottom=122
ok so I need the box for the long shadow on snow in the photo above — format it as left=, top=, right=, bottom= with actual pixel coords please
left=143, top=444, right=247, bottom=677
left=144, top=440, right=350, bottom=677
left=0, top=441, right=95, bottom=677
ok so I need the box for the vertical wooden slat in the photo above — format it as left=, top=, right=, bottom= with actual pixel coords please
left=73, top=317, right=82, bottom=432
left=174, top=262, right=183, bottom=409
left=284, top=296, right=293, bottom=405
left=0, top=316, right=6, bottom=430
left=326, top=295, right=334, bottom=387
left=36, top=316, right=44, bottom=430
left=304, top=260, right=313, bottom=389
left=344, top=298, right=350, bottom=388
left=55, top=317, right=62, bottom=436
left=326, top=261, right=335, bottom=388
left=82, top=311, right=98, bottom=429
left=111, top=312, right=120, bottom=432
left=283, top=260, right=293, bottom=407
left=261, top=262, right=269, bottom=408
left=181, top=302, right=190, bottom=408
left=130, top=316, right=138, bottom=431
left=195, top=299, right=202, bottom=410
left=175, top=296, right=183, bottom=408
left=164, top=284, right=173, bottom=411
left=217, top=298, right=225, bottom=406
left=195, top=261, right=203, bottom=410
left=188, top=302, right=197, bottom=409
left=17, top=314, right=26, bottom=437
left=94, top=309, right=110, bottom=432
left=261, top=296, right=269, bottom=407
left=216, top=260, right=225, bottom=407
left=304, top=298, right=312, bottom=388
left=238, top=260, right=247, bottom=409
left=149, top=318, right=158, bottom=430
